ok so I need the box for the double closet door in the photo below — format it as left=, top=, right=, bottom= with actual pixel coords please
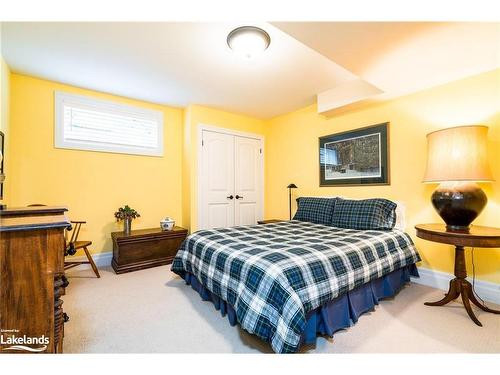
left=199, top=129, right=263, bottom=230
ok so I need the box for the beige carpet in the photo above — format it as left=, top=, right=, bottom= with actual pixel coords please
left=63, top=265, right=500, bottom=353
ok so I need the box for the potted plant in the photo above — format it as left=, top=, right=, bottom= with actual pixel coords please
left=114, top=205, right=140, bottom=235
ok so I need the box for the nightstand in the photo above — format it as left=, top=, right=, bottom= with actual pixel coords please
left=415, top=224, right=500, bottom=326
left=257, top=219, right=285, bottom=224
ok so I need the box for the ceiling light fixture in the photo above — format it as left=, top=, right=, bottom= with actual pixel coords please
left=227, top=26, right=271, bottom=59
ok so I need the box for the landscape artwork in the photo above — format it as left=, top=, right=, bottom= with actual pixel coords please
left=319, top=123, right=389, bottom=186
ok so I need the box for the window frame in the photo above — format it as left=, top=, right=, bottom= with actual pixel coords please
left=54, top=91, right=164, bottom=157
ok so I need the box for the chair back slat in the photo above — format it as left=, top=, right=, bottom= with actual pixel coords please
left=68, top=222, right=82, bottom=245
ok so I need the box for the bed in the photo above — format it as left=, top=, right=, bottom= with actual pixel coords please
left=171, top=203, right=421, bottom=353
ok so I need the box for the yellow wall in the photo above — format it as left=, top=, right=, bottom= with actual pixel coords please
left=0, top=45, right=11, bottom=206
left=183, top=104, right=266, bottom=232
left=6, top=67, right=500, bottom=284
left=8, top=74, right=185, bottom=255
left=7, top=75, right=266, bottom=251
left=265, top=69, right=500, bottom=283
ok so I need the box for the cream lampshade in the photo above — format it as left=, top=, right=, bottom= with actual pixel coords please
left=423, top=125, right=494, bottom=231
left=424, top=125, right=493, bottom=182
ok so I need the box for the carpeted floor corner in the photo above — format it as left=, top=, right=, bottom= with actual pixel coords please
left=62, top=265, right=500, bottom=353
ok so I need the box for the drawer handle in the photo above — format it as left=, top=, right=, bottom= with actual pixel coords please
left=65, top=243, right=77, bottom=256
left=61, top=275, right=69, bottom=288
left=63, top=313, right=70, bottom=323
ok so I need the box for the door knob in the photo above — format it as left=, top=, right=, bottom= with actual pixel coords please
left=227, top=195, right=234, bottom=200
left=235, top=195, right=243, bottom=199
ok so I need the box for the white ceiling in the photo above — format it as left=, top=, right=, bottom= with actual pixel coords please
left=274, top=22, right=500, bottom=103
left=1, top=22, right=356, bottom=118
left=2, top=22, right=499, bottom=118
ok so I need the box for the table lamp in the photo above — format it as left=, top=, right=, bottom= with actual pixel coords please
left=287, top=183, right=298, bottom=220
left=423, top=125, right=494, bottom=231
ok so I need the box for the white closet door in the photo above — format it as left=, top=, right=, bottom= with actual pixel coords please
left=234, top=136, right=263, bottom=226
left=200, top=130, right=235, bottom=229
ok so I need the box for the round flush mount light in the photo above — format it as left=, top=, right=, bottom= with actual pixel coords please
left=227, top=26, right=271, bottom=59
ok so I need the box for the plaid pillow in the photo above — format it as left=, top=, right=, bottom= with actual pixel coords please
left=331, top=198, right=397, bottom=230
left=293, top=197, right=337, bottom=225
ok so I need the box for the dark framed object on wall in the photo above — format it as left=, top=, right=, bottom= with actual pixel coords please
left=319, top=122, right=390, bottom=186
left=0, top=131, right=4, bottom=200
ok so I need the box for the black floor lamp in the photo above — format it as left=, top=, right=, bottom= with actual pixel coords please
left=287, top=183, right=298, bottom=220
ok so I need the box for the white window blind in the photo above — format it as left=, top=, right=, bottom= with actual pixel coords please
left=55, top=92, right=163, bottom=156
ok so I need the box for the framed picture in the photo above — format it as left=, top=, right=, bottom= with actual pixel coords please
left=319, top=122, right=390, bottom=186
left=0, top=130, right=4, bottom=199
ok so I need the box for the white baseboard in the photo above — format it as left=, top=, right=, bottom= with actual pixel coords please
left=411, top=267, right=500, bottom=305
left=66, top=251, right=113, bottom=269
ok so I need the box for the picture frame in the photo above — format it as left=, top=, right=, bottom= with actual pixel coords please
left=319, top=122, right=390, bottom=186
left=0, top=130, right=4, bottom=200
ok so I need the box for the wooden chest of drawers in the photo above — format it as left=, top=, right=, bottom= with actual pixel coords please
left=0, top=206, right=71, bottom=354
left=111, top=226, right=188, bottom=274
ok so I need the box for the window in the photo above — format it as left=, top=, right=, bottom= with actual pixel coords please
left=55, top=91, right=163, bottom=156
left=320, top=147, right=338, bottom=166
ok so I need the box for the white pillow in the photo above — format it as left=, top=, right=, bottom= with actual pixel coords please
left=393, top=201, right=406, bottom=231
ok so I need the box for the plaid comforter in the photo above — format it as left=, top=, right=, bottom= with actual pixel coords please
left=171, top=220, right=420, bottom=353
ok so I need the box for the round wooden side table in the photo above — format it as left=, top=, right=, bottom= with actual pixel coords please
left=415, top=224, right=500, bottom=326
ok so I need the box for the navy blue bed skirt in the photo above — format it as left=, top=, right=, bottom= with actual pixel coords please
left=180, top=264, right=419, bottom=349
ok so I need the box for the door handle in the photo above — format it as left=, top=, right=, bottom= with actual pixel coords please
left=227, top=195, right=234, bottom=200
left=61, top=275, right=70, bottom=288
left=65, top=243, right=76, bottom=256
left=235, top=195, right=243, bottom=200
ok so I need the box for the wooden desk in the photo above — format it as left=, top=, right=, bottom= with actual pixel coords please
left=415, top=224, right=500, bottom=326
left=112, top=226, right=188, bottom=274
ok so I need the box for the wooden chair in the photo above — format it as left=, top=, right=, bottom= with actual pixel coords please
left=64, top=220, right=100, bottom=278
left=27, top=205, right=100, bottom=278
